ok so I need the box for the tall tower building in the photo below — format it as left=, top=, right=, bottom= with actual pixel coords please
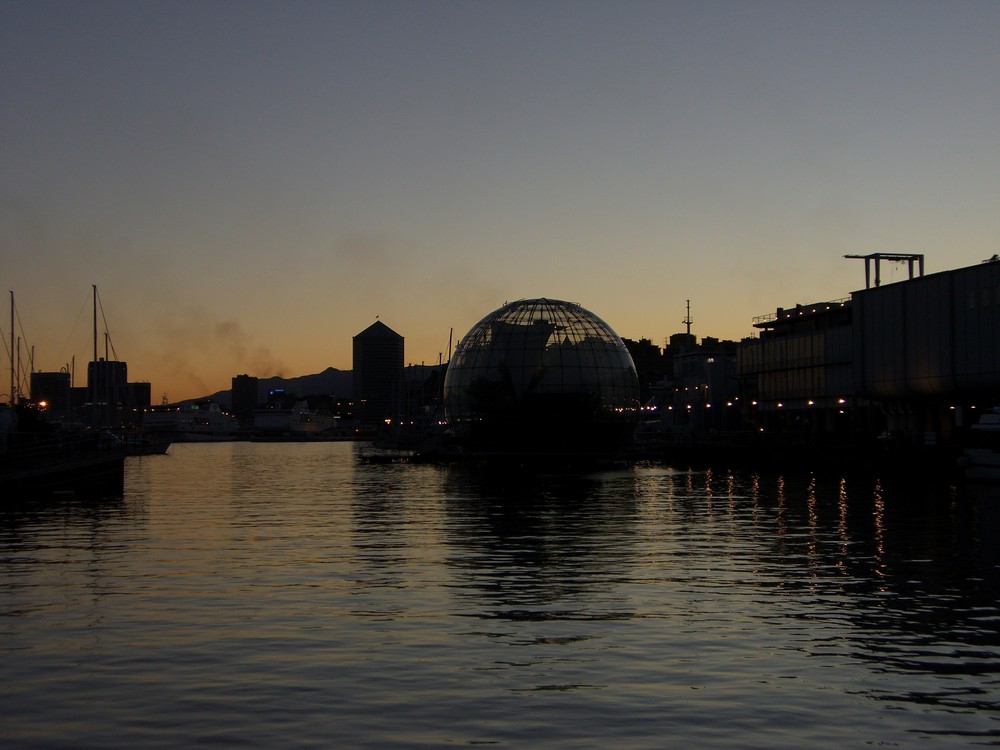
left=352, top=320, right=404, bottom=427
left=87, top=358, right=129, bottom=425
left=231, top=374, right=260, bottom=425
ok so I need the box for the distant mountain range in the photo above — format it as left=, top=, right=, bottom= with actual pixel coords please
left=184, top=367, right=353, bottom=408
left=184, top=364, right=442, bottom=407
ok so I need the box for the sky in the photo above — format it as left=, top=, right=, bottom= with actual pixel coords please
left=2, top=0, right=998, bottom=402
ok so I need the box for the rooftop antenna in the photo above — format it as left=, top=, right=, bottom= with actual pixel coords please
left=682, top=300, right=693, bottom=336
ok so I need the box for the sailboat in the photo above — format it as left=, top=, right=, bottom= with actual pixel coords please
left=1, top=291, right=127, bottom=500
left=86, top=285, right=171, bottom=454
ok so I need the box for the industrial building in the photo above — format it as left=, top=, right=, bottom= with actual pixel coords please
left=737, top=255, right=1000, bottom=449
left=853, top=256, right=1000, bottom=444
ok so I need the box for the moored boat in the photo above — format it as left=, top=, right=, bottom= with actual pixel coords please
left=1, top=404, right=126, bottom=500
left=142, top=400, right=239, bottom=442
left=960, top=408, right=1000, bottom=482
left=251, top=400, right=339, bottom=439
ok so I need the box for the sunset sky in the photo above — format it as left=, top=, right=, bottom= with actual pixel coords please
left=3, top=0, right=998, bottom=402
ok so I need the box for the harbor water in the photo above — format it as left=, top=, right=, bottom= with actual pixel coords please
left=2, top=441, right=999, bottom=748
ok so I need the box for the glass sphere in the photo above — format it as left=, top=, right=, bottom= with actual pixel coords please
left=443, top=299, right=639, bottom=459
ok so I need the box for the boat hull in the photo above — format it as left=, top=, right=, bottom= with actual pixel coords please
left=2, top=447, right=126, bottom=499
left=961, top=448, right=1000, bottom=483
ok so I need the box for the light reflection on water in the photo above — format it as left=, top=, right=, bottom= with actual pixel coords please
left=2, top=441, right=999, bottom=749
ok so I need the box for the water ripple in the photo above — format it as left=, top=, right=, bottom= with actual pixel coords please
left=2, top=442, right=999, bottom=748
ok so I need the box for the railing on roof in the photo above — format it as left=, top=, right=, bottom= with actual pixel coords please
left=752, top=297, right=851, bottom=326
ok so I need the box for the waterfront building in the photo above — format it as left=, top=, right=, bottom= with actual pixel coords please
left=737, top=256, right=1000, bottom=448
left=738, top=297, right=863, bottom=440
left=352, top=320, right=404, bottom=428
left=642, top=333, right=740, bottom=434
left=29, top=371, right=71, bottom=421
left=86, top=358, right=148, bottom=426
left=34, top=358, right=152, bottom=428
left=852, top=256, right=1000, bottom=443
left=671, top=336, right=740, bottom=431
left=127, top=382, right=151, bottom=412
left=88, top=358, right=127, bottom=408
left=622, top=337, right=666, bottom=405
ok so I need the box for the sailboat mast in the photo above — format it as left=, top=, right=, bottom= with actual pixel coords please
left=9, top=290, right=14, bottom=406
left=91, top=284, right=98, bottom=418
left=92, top=284, right=98, bottom=365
